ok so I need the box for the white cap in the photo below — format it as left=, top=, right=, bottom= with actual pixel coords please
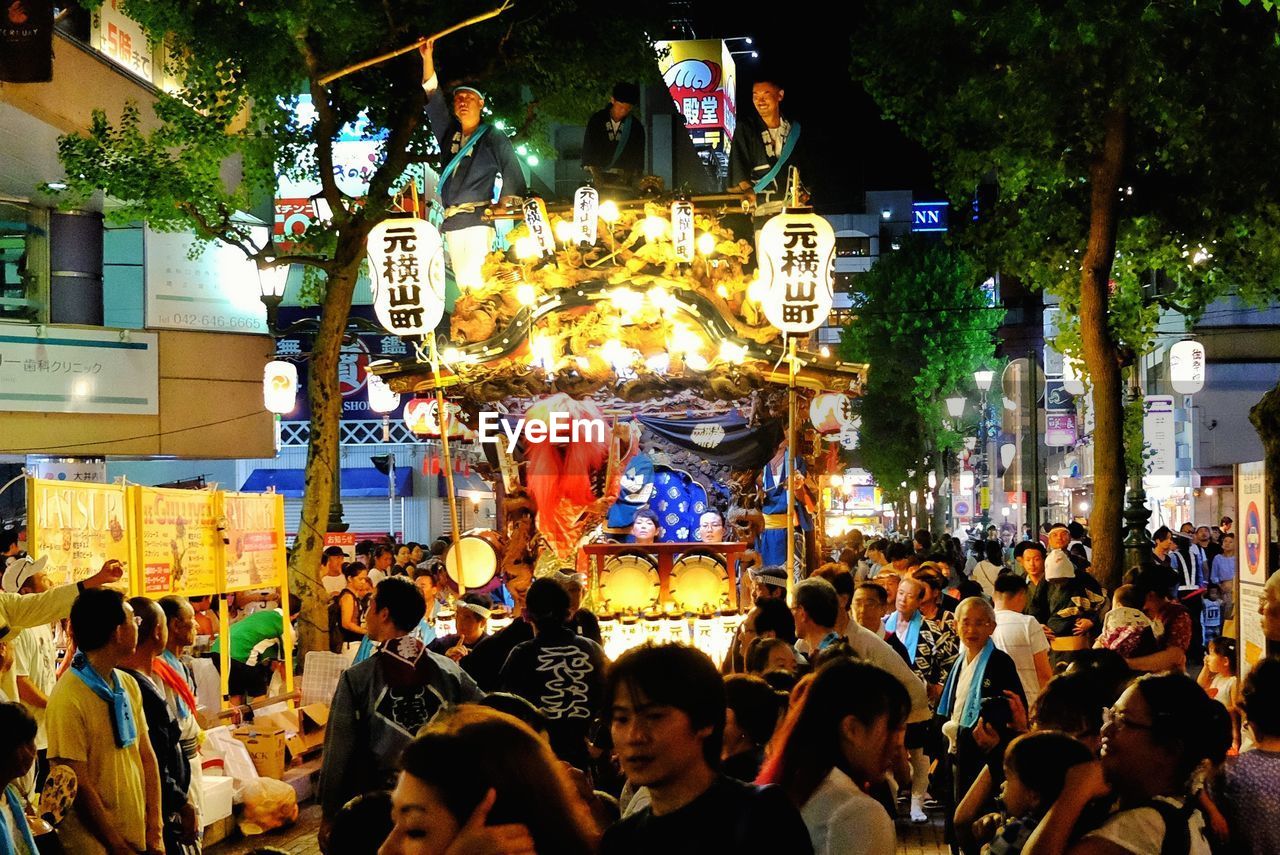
left=2, top=555, right=48, bottom=594
left=1045, top=549, right=1074, bottom=581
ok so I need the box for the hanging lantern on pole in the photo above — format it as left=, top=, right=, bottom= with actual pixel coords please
left=262, top=360, right=298, bottom=415
left=368, top=371, right=401, bottom=443
left=808, top=392, right=855, bottom=435
left=1169, top=339, right=1206, bottom=394
left=573, top=186, right=599, bottom=247
left=757, top=209, right=836, bottom=334
left=671, top=199, right=695, bottom=263
left=367, top=217, right=446, bottom=338
left=522, top=197, right=556, bottom=259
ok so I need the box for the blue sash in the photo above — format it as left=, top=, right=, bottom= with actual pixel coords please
left=439, top=124, right=492, bottom=196
left=0, top=785, right=38, bottom=855
left=69, top=652, right=138, bottom=749
left=753, top=122, right=801, bottom=193
left=606, top=117, right=634, bottom=169
left=884, top=610, right=923, bottom=664
left=938, top=638, right=995, bottom=727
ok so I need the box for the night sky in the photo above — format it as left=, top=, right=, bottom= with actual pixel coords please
left=687, top=0, right=938, bottom=207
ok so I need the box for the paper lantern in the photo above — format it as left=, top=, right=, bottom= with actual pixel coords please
left=574, top=186, right=599, bottom=246
left=262, top=360, right=298, bottom=415
left=522, top=197, right=556, bottom=259
left=1169, top=339, right=1205, bottom=394
left=757, top=210, right=835, bottom=334
left=671, top=200, right=695, bottom=263
left=1063, top=355, right=1085, bottom=396
left=809, top=393, right=855, bottom=435
left=367, top=372, right=401, bottom=414
left=367, top=217, right=446, bottom=337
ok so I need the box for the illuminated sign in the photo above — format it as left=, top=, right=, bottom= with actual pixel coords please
left=911, top=202, right=949, bottom=233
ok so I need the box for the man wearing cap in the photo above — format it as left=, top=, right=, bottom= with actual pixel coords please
left=581, top=82, right=646, bottom=192
left=3, top=555, right=58, bottom=795
left=419, top=38, right=527, bottom=293
left=1030, top=549, right=1105, bottom=666
left=320, top=546, right=347, bottom=598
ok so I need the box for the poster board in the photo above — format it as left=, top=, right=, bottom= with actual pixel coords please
left=134, top=487, right=221, bottom=596
left=1236, top=461, right=1269, bottom=681
left=221, top=492, right=288, bottom=593
left=27, top=478, right=134, bottom=590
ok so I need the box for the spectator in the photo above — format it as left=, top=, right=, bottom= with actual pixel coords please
left=914, top=529, right=934, bottom=555
left=210, top=595, right=301, bottom=701
left=47, top=589, right=163, bottom=854
left=1264, top=570, right=1280, bottom=643
left=410, top=565, right=443, bottom=638
left=874, top=570, right=902, bottom=615
left=381, top=706, right=596, bottom=855
left=746, top=637, right=798, bottom=675
left=1023, top=673, right=1221, bottom=855
left=722, top=674, right=783, bottom=783
left=156, top=595, right=205, bottom=843
left=407, top=543, right=425, bottom=566
left=500, top=578, right=607, bottom=770
left=1209, top=533, right=1236, bottom=620
left=1098, top=584, right=1159, bottom=661
left=319, top=576, right=482, bottom=849
left=392, top=544, right=414, bottom=577
left=1014, top=542, right=1047, bottom=606
left=189, top=595, right=219, bottom=640
left=811, top=566, right=856, bottom=636
left=979, top=732, right=1093, bottom=855
left=320, top=546, right=347, bottom=597
left=122, top=597, right=197, bottom=853
left=367, top=545, right=394, bottom=586
left=326, top=790, right=393, bottom=855
left=1212, top=656, right=1280, bottom=855
left=790, top=578, right=845, bottom=659
left=760, top=658, right=911, bottom=855
left=333, top=563, right=370, bottom=655
left=1033, top=550, right=1105, bottom=667
left=1196, top=638, right=1239, bottom=747
left=429, top=592, right=492, bottom=662
left=863, top=539, right=889, bottom=580
left=914, top=566, right=959, bottom=622
left=600, top=643, right=813, bottom=853
left=2, top=554, right=57, bottom=797
left=459, top=575, right=533, bottom=691
left=847, top=582, right=931, bottom=719
left=560, top=572, right=603, bottom=646
left=0, top=702, right=38, bottom=854
left=992, top=574, right=1053, bottom=709
left=747, top=565, right=788, bottom=605
left=723, top=597, right=795, bottom=675
left=1123, top=567, right=1191, bottom=674
left=972, top=541, right=1005, bottom=600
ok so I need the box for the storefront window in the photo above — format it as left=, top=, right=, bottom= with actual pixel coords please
left=0, top=201, right=45, bottom=324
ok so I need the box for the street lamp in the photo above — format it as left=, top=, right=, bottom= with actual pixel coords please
left=973, top=369, right=994, bottom=528
left=257, top=262, right=290, bottom=331
left=945, top=396, right=966, bottom=419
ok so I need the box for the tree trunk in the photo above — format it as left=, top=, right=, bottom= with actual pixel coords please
left=290, top=243, right=364, bottom=656
left=1079, top=108, right=1128, bottom=591
left=1249, top=380, right=1280, bottom=526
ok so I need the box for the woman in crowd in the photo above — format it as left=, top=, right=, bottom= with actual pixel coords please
left=0, top=702, right=38, bottom=854
left=335, top=562, right=371, bottom=656
left=1212, top=656, right=1280, bottom=855
left=759, top=658, right=911, bottom=855
left=1023, top=673, right=1225, bottom=855
left=972, top=540, right=1006, bottom=600
left=380, top=705, right=597, bottom=855
left=722, top=674, right=784, bottom=783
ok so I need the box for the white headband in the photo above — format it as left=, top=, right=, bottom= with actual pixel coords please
left=458, top=601, right=492, bottom=620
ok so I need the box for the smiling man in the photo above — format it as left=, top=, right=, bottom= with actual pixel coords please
left=601, top=644, right=812, bottom=854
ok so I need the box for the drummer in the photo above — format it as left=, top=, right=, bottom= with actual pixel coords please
left=629, top=509, right=661, bottom=546
left=695, top=510, right=727, bottom=544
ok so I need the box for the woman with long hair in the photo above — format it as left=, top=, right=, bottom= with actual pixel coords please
left=758, top=658, right=911, bottom=854
left=379, top=705, right=598, bottom=855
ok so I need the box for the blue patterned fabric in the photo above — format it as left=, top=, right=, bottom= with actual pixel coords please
left=649, top=467, right=707, bottom=542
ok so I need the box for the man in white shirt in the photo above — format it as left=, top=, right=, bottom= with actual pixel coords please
left=320, top=546, right=347, bottom=597
left=367, top=544, right=395, bottom=587
left=991, top=574, right=1053, bottom=709
left=2, top=556, right=58, bottom=797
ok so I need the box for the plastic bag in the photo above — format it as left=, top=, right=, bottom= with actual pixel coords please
left=238, top=777, right=299, bottom=835
left=199, top=726, right=259, bottom=803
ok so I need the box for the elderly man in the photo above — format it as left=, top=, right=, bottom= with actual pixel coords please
left=790, top=578, right=844, bottom=659
left=937, top=597, right=1027, bottom=808
left=419, top=39, right=526, bottom=294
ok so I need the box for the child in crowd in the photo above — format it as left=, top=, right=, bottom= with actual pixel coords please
left=977, top=731, right=1093, bottom=855
left=1197, top=637, right=1239, bottom=711
left=1097, top=584, right=1157, bottom=659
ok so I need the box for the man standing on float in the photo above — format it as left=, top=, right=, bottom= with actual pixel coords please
left=730, top=72, right=812, bottom=224
left=420, top=39, right=526, bottom=293
left=757, top=441, right=811, bottom=580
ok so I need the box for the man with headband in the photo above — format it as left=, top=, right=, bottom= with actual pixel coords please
left=429, top=592, right=492, bottom=662
left=419, top=38, right=527, bottom=294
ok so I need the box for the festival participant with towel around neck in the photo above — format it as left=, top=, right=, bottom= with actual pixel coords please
left=581, top=82, right=646, bottom=191
left=730, top=73, right=813, bottom=217
left=419, top=38, right=526, bottom=295
left=47, top=588, right=164, bottom=855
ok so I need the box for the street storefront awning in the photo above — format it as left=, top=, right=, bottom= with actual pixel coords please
left=438, top=470, right=493, bottom=499
left=240, top=467, right=412, bottom=498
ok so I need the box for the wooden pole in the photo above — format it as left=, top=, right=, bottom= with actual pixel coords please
left=430, top=337, right=467, bottom=595
left=786, top=335, right=797, bottom=601
left=317, top=0, right=514, bottom=86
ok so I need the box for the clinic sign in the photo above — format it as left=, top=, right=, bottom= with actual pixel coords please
left=0, top=323, right=158, bottom=415
left=144, top=228, right=270, bottom=334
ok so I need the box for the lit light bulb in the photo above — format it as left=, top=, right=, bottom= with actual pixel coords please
left=599, top=200, right=620, bottom=223
left=441, top=347, right=462, bottom=363
left=516, top=283, right=537, bottom=305
left=553, top=220, right=574, bottom=245
left=643, top=216, right=669, bottom=242
left=668, top=321, right=703, bottom=355
left=830, top=474, right=844, bottom=488
left=514, top=236, right=537, bottom=260
left=611, top=287, right=645, bottom=315
left=600, top=339, right=628, bottom=368
left=746, top=276, right=766, bottom=303
left=648, top=287, right=677, bottom=312
left=529, top=336, right=555, bottom=371
left=718, top=340, right=747, bottom=364
left=645, top=352, right=671, bottom=373
left=684, top=353, right=710, bottom=371
left=526, top=154, right=540, bottom=167
left=819, top=345, right=831, bottom=358
left=715, top=283, right=729, bottom=298
left=697, top=232, right=717, bottom=256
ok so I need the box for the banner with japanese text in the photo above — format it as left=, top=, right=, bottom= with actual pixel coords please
left=221, top=491, right=287, bottom=593
left=134, top=487, right=221, bottom=595
left=27, top=478, right=134, bottom=590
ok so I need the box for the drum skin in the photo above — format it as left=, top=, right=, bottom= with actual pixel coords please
left=670, top=551, right=729, bottom=612
left=444, top=529, right=506, bottom=590
left=598, top=551, right=661, bottom=612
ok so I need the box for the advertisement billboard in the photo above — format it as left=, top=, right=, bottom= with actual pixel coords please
left=656, top=39, right=738, bottom=183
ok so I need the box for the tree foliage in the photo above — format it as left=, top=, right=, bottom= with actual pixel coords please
left=839, top=237, right=1002, bottom=509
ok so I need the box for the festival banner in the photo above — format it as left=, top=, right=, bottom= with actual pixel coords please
left=221, top=491, right=287, bottom=592
left=134, top=487, right=221, bottom=595
left=27, top=478, right=133, bottom=590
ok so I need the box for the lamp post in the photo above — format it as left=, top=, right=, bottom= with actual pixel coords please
left=974, top=369, right=995, bottom=529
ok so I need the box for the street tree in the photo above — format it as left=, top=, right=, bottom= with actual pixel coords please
left=55, top=0, right=662, bottom=653
left=839, top=237, right=1002, bottom=534
left=853, top=0, right=1280, bottom=587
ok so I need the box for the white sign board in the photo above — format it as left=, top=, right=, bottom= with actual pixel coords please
left=144, top=228, right=270, bottom=334
left=26, top=458, right=107, bottom=483
left=1143, top=395, right=1176, bottom=483
left=90, top=0, right=157, bottom=81
left=0, top=323, right=158, bottom=414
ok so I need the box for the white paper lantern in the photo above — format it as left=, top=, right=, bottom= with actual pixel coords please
left=367, top=372, right=401, bottom=414
left=573, top=186, right=599, bottom=246
left=1169, top=339, right=1205, bottom=394
left=263, top=360, right=298, bottom=415
left=367, top=217, right=446, bottom=337
left=671, top=200, right=695, bottom=263
left=809, top=393, right=855, bottom=435
left=1063, top=355, right=1085, bottom=396
left=522, top=197, right=556, bottom=259
left=757, top=210, right=835, bottom=334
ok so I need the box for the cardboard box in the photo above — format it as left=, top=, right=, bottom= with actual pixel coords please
left=284, top=703, right=329, bottom=759
left=232, top=726, right=287, bottom=780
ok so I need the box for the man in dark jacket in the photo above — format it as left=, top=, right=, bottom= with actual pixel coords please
left=729, top=73, right=813, bottom=220
left=581, top=82, right=646, bottom=192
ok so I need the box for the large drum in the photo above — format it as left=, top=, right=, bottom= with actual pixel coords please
left=669, top=551, right=730, bottom=613
left=597, top=551, right=660, bottom=612
left=444, top=529, right=506, bottom=591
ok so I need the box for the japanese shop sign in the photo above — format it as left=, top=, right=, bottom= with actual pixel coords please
left=757, top=210, right=835, bottom=334
left=135, top=487, right=221, bottom=595
left=28, top=479, right=134, bottom=589
left=144, top=227, right=270, bottom=334
left=0, top=323, right=158, bottom=415
left=367, top=217, right=446, bottom=337
left=222, top=491, right=287, bottom=593
left=1143, top=395, right=1177, bottom=483
left=656, top=39, right=738, bottom=181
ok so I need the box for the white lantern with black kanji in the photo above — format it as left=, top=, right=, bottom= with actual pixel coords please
left=574, top=186, right=599, bottom=246
left=522, top=197, right=556, bottom=259
left=367, top=218, right=446, bottom=338
left=1169, top=339, right=1206, bottom=394
left=671, top=200, right=695, bottom=263
left=757, top=209, right=836, bottom=334
left=809, top=392, right=855, bottom=435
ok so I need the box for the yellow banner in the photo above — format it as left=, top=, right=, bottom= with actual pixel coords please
left=27, top=478, right=134, bottom=590
left=135, top=487, right=221, bottom=596
left=221, top=492, right=287, bottom=593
